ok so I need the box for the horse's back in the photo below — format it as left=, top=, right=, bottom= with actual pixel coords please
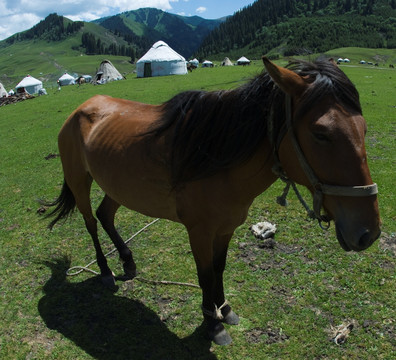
left=58, top=95, right=179, bottom=220
left=60, top=95, right=157, bottom=139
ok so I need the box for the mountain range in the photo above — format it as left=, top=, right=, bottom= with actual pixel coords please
left=3, top=1, right=396, bottom=60
left=2, top=8, right=225, bottom=60
left=92, top=8, right=225, bottom=59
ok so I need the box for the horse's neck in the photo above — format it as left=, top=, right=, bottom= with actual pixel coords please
left=231, top=140, right=278, bottom=200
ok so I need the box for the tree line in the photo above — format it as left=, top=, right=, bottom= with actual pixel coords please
left=81, top=32, right=137, bottom=59
left=195, top=0, right=396, bottom=58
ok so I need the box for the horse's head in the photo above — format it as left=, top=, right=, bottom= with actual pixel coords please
left=263, top=57, right=381, bottom=252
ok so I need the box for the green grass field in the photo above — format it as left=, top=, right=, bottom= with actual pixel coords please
left=0, top=61, right=395, bottom=359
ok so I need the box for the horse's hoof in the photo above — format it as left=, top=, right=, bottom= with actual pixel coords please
left=207, top=320, right=232, bottom=345
left=223, top=310, right=240, bottom=325
left=123, top=262, right=137, bottom=279
left=210, top=328, right=232, bottom=346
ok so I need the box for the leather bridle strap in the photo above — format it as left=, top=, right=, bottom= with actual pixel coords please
left=274, top=95, right=378, bottom=225
left=320, top=183, right=378, bottom=197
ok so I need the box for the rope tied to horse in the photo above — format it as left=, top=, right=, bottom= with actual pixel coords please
left=272, top=163, right=319, bottom=222
left=202, top=300, right=229, bottom=320
left=66, top=218, right=200, bottom=289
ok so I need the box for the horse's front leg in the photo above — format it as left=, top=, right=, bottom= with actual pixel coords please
left=212, top=234, right=240, bottom=326
left=188, top=229, right=239, bottom=345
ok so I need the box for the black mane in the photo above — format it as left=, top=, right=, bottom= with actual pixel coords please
left=146, top=59, right=362, bottom=187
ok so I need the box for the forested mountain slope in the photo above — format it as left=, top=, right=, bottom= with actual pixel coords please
left=93, top=8, right=225, bottom=58
left=195, top=0, right=396, bottom=59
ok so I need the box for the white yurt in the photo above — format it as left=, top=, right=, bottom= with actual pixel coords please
left=0, top=82, right=7, bottom=97
left=202, top=60, right=214, bottom=68
left=189, top=58, right=199, bottom=67
left=58, top=73, right=75, bottom=86
left=137, top=41, right=187, bottom=78
left=237, top=56, right=251, bottom=65
left=15, top=75, right=43, bottom=94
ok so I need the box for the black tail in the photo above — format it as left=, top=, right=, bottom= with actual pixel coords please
left=41, top=180, right=76, bottom=230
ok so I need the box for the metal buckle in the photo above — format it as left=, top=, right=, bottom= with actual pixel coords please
left=319, top=218, right=331, bottom=230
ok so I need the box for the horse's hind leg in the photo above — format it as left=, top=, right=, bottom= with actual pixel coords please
left=66, top=175, right=115, bottom=287
left=84, top=216, right=116, bottom=287
left=96, top=195, right=136, bottom=279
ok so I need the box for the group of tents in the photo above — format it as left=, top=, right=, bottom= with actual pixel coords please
left=0, top=59, right=123, bottom=97
left=1, top=41, right=251, bottom=97
left=137, top=41, right=251, bottom=75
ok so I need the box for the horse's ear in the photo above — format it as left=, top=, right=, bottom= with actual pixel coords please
left=262, top=57, right=307, bottom=96
left=329, top=58, right=338, bottom=66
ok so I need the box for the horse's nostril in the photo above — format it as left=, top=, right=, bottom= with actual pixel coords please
left=359, top=229, right=380, bottom=250
left=359, top=231, right=371, bottom=249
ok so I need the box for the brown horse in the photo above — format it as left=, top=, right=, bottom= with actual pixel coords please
left=44, top=57, right=381, bottom=345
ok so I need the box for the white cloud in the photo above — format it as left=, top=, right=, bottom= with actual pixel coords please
left=0, top=0, right=177, bottom=40
left=196, top=6, right=207, bottom=14
left=0, top=13, right=41, bottom=40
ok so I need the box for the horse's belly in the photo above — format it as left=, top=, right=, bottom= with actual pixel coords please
left=90, top=165, right=180, bottom=222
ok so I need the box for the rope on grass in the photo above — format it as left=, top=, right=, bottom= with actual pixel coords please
left=66, top=217, right=200, bottom=289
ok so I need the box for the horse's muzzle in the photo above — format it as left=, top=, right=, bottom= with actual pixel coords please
left=335, top=223, right=381, bottom=252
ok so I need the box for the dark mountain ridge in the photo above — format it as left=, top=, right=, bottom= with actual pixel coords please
left=92, top=8, right=225, bottom=58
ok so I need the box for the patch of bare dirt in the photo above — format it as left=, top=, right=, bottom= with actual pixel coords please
left=379, top=233, right=396, bottom=255
left=237, top=238, right=303, bottom=273
left=246, top=327, right=289, bottom=344
left=44, top=153, right=59, bottom=160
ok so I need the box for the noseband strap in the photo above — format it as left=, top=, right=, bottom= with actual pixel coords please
left=272, top=95, right=378, bottom=225
left=319, top=183, right=378, bottom=197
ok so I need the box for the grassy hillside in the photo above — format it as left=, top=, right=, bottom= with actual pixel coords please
left=0, top=62, right=394, bottom=359
left=0, top=14, right=138, bottom=88
left=0, top=36, right=135, bottom=89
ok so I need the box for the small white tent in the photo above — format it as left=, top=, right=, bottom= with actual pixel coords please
left=189, top=58, right=199, bottom=67
left=202, top=60, right=214, bottom=68
left=0, top=82, right=7, bottom=97
left=15, top=75, right=43, bottom=94
left=237, top=56, right=251, bottom=65
left=221, top=57, right=233, bottom=66
left=58, top=73, right=75, bottom=86
left=137, top=41, right=187, bottom=78
left=92, top=60, right=124, bottom=84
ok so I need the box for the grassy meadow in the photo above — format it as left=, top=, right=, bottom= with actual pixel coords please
left=0, top=60, right=395, bottom=359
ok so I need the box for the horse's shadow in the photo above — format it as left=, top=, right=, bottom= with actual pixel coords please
left=38, top=258, right=217, bottom=360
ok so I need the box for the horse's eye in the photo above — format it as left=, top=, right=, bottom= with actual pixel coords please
left=313, top=132, right=330, bottom=143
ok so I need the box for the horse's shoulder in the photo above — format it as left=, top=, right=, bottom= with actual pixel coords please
left=85, top=94, right=113, bottom=106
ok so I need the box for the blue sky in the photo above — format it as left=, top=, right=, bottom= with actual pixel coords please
left=0, top=0, right=256, bottom=41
